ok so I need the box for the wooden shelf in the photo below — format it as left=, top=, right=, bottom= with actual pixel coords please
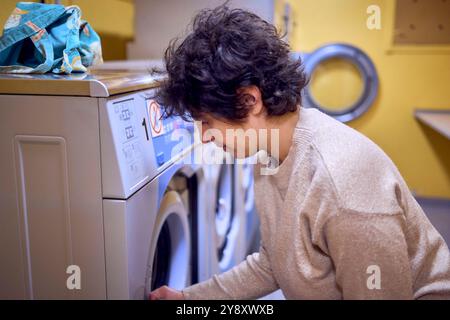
left=415, top=109, right=450, bottom=140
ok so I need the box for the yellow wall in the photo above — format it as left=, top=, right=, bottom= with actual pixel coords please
left=1, top=0, right=448, bottom=197
left=275, top=0, right=450, bottom=198
left=0, top=0, right=134, bottom=60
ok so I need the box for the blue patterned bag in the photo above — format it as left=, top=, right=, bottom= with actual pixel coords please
left=0, top=2, right=103, bottom=74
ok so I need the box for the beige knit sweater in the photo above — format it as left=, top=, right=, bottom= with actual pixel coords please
left=183, top=107, right=450, bottom=299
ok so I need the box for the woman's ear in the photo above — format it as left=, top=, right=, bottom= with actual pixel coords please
left=237, top=85, right=264, bottom=116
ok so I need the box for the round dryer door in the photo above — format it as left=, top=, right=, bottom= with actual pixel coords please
left=301, top=43, right=379, bottom=122
left=145, top=191, right=191, bottom=296
left=214, top=164, right=233, bottom=262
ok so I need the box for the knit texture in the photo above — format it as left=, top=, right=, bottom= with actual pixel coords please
left=183, top=107, right=450, bottom=300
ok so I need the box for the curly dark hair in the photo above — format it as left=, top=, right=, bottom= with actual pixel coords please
left=156, top=4, right=307, bottom=121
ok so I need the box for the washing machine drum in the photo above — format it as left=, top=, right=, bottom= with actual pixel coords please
left=214, top=164, right=234, bottom=262
left=146, top=191, right=191, bottom=295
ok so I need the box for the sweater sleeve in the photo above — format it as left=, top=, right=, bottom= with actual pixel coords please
left=324, top=211, right=414, bottom=299
left=182, top=244, right=279, bottom=300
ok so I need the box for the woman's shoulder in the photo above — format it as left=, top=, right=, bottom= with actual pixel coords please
left=298, top=108, right=405, bottom=215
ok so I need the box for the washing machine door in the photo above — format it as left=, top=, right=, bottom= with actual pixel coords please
left=145, top=191, right=191, bottom=296
left=241, top=163, right=255, bottom=214
left=300, top=43, right=379, bottom=122
left=241, top=163, right=259, bottom=254
left=214, top=164, right=235, bottom=267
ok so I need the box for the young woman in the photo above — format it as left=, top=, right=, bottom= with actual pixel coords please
left=150, top=5, right=450, bottom=300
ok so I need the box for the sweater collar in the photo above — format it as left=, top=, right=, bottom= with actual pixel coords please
left=256, top=107, right=315, bottom=197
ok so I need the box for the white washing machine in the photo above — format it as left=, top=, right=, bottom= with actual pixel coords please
left=0, top=68, right=208, bottom=299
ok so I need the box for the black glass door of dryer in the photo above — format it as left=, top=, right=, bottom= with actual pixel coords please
left=151, top=221, right=171, bottom=291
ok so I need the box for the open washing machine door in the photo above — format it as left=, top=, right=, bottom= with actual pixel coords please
left=210, top=163, right=246, bottom=273
left=241, top=163, right=255, bottom=215
left=214, top=164, right=234, bottom=264
left=240, top=162, right=260, bottom=254
left=145, top=191, right=191, bottom=296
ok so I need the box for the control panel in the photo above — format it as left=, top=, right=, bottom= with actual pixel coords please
left=113, top=98, right=146, bottom=182
left=100, top=89, right=196, bottom=199
left=146, top=98, right=195, bottom=168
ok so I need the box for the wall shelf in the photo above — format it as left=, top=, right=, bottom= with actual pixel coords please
left=415, top=109, right=450, bottom=140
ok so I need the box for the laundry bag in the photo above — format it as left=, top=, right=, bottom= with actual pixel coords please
left=0, top=2, right=103, bottom=74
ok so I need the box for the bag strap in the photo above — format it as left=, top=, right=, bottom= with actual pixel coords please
left=54, top=6, right=87, bottom=73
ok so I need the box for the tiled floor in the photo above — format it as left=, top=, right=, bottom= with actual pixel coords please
left=258, top=197, right=450, bottom=300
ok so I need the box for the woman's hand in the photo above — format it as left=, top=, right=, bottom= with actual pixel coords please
left=149, top=286, right=185, bottom=300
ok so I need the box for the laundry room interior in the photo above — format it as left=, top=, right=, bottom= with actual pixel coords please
left=0, top=0, right=449, bottom=300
